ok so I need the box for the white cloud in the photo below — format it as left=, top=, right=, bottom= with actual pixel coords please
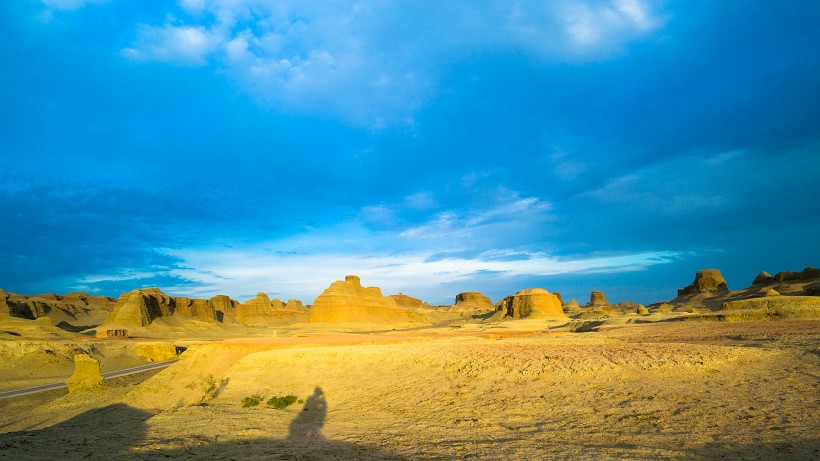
left=122, top=24, right=223, bottom=66
left=161, top=242, right=679, bottom=304
left=117, top=0, right=666, bottom=125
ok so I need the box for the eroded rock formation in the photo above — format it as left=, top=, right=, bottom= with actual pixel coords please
left=677, top=269, right=729, bottom=297
left=65, top=354, right=103, bottom=392
left=309, top=275, right=420, bottom=325
left=495, top=288, right=567, bottom=320
left=236, top=293, right=309, bottom=326
left=101, top=288, right=218, bottom=329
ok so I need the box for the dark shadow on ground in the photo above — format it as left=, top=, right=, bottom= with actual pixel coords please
left=0, top=388, right=410, bottom=460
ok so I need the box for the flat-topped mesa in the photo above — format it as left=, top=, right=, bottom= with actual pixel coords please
left=495, top=288, right=567, bottom=320
left=454, top=292, right=493, bottom=309
left=309, top=275, right=418, bottom=325
left=677, top=269, right=729, bottom=297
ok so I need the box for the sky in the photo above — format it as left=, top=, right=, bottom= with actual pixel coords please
left=1, top=0, right=819, bottom=306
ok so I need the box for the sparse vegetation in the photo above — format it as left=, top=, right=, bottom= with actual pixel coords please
left=241, top=394, right=264, bottom=408
left=266, top=394, right=299, bottom=409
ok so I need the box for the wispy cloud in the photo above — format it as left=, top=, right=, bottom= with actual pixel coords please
left=162, top=242, right=680, bottom=304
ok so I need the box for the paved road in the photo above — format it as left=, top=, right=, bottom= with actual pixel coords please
left=0, top=359, right=178, bottom=400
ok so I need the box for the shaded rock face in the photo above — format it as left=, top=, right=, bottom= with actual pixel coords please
left=753, top=271, right=774, bottom=285
left=773, top=266, right=820, bottom=282
left=677, top=269, right=729, bottom=297
left=310, top=275, right=417, bottom=324
left=211, top=295, right=239, bottom=315
left=454, top=292, right=493, bottom=309
left=65, top=354, right=103, bottom=392
left=389, top=294, right=424, bottom=309
left=496, top=288, right=567, bottom=320
left=103, top=288, right=218, bottom=328
left=0, top=289, right=115, bottom=327
left=586, top=290, right=608, bottom=307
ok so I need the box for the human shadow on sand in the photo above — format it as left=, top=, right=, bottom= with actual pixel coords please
left=0, top=387, right=409, bottom=460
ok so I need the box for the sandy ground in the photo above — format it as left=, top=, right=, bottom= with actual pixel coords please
left=0, top=319, right=818, bottom=460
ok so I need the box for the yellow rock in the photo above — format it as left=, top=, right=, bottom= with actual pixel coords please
left=310, top=275, right=419, bottom=325
left=496, top=288, right=567, bottom=320
left=135, top=343, right=178, bottom=362
left=65, top=354, right=103, bottom=392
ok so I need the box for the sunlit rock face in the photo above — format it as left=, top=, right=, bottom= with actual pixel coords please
left=103, top=288, right=218, bottom=328
left=585, top=290, right=608, bottom=308
left=309, top=275, right=418, bottom=325
left=495, top=288, right=567, bottom=320
left=389, top=293, right=424, bottom=309
left=236, top=293, right=309, bottom=326
left=454, top=292, right=493, bottom=310
left=677, top=269, right=730, bottom=297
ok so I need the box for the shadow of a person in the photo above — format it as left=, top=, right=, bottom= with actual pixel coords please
left=287, top=387, right=327, bottom=444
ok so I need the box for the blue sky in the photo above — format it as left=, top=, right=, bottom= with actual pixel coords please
left=1, top=0, right=819, bottom=305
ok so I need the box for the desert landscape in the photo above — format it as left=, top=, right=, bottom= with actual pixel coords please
left=1, top=268, right=818, bottom=460
left=3, top=2, right=820, bottom=460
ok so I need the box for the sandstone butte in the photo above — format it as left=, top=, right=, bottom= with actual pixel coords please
left=677, top=269, right=730, bottom=297
left=454, top=292, right=494, bottom=310
left=585, top=290, right=609, bottom=308
left=494, top=288, right=567, bottom=320
left=309, top=275, right=420, bottom=325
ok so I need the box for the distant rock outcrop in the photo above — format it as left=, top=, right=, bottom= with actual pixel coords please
left=753, top=271, right=774, bottom=285
left=0, top=289, right=115, bottom=328
left=236, top=293, right=309, bottom=326
left=495, top=288, right=567, bottom=320
left=454, top=292, right=493, bottom=309
left=677, top=269, right=729, bottom=296
left=563, top=299, right=581, bottom=315
left=773, top=266, right=820, bottom=283
left=389, top=293, right=424, bottom=309
left=101, top=288, right=218, bottom=329
left=585, top=290, right=608, bottom=308
left=309, top=275, right=420, bottom=325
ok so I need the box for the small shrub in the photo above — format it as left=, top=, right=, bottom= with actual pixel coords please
left=241, top=395, right=263, bottom=408
left=266, top=395, right=299, bottom=409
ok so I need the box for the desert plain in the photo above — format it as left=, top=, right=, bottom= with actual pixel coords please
left=1, top=268, right=818, bottom=460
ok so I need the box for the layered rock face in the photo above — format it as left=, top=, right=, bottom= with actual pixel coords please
left=496, top=288, right=567, bottom=320
left=210, top=295, right=238, bottom=320
left=236, top=293, right=309, bottom=326
left=389, top=293, right=424, bottom=309
left=310, top=275, right=418, bottom=325
left=102, top=288, right=218, bottom=328
left=0, top=289, right=115, bottom=327
left=454, top=292, right=493, bottom=309
left=677, top=269, right=729, bottom=297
